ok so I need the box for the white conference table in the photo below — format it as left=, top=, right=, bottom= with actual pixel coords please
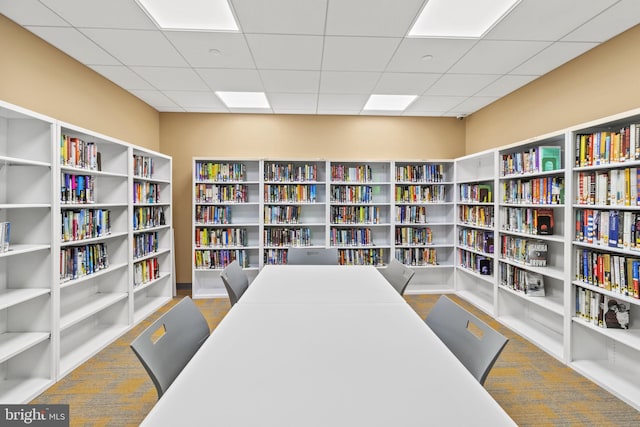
left=141, top=266, right=516, bottom=427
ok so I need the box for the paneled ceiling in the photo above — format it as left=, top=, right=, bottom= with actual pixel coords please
left=2, top=0, right=639, bottom=116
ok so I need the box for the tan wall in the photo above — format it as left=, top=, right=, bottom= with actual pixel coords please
left=0, top=15, right=159, bottom=150
left=465, top=24, right=640, bottom=153
left=160, top=112, right=465, bottom=282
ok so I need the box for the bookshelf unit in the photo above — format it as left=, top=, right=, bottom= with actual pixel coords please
left=0, top=101, right=56, bottom=403
left=328, top=161, right=392, bottom=266
left=392, top=161, right=455, bottom=293
left=454, top=150, right=497, bottom=315
left=569, top=109, right=640, bottom=409
left=496, top=133, right=569, bottom=361
left=131, top=148, right=173, bottom=323
left=192, top=159, right=260, bottom=298
left=263, top=160, right=327, bottom=265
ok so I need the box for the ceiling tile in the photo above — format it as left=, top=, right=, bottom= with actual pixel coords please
left=196, top=68, right=264, bottom=92
left=449, top=97, right=499, bottom=116
left=246, top=34, right=323, bottom=70
left=89, top=65, right=156, bottom=90
left=130, top=90, right=182, bottom=110
left=260, top=70, right=320, bottom=93
left=386, top=38, right=476, bottom=73
left=449, top=40, right=551, bottom=74
left=405, top=96, right=467, bottom=114
left=0, top=0, right=69, bottom=26
left=374, top=73, right=440, bottom=95
left=130, top=67, right=209, bottom=91
left=425, top=74, right=500, bottom=97
left=322, top=36, right=402, bottom=72
left=25, top=26, right=120, bottom=65
left=319, top=71, right=381, bottom=94
left=511, top=41, right=598, bottom=75
left=485, top=0, right=617, bottom=41
left=163, top=31, right=255, bottom=68
left=267, top=93, right=318, bottom=113
left=325, top=0, right=423, bottom=37
left=39, top=0, right=156, bottom=29
left=563, top=0, right=640, bottom=42
left=317, top=94, right=368, bottom=113
left=164, top=91, right=229, bottom=111
left=231, top=0, right=327, bottom=35
left=80, top=28, right=188, bottom=67
left=475, top=75, right=538, bottom=97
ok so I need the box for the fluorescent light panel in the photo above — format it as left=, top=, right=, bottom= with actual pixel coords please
left=409, top=0, right=520, bottom=38
left=216, top=92, right=271, bottom=109
left=136, top=0, right=238, bottom=31
left=363, top=95, right=417, bottom=111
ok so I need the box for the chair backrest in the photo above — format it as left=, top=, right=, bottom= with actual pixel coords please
left=425, top=296, right=508, bottom=385
left=380, top=258, right=415, bottom=295
left=130, top=296, right=210, bottom=399
left=287, top=247, right=338, bottom=265
left=220, top=260, right=249, bottom=306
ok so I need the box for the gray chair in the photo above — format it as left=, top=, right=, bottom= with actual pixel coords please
left=380, top=258, right=415, bottom=295
left=130, top=296, right=210, bottom=399
left=220, top=260, right=249, bottom=306
left=425, top=296, right=508, bottom=385
left=287, top=247, right=338, bottom=265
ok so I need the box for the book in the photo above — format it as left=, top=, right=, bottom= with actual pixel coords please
left=538, top=146, right=561, bottom=172
left=526, top=241, right=547, bottom=267
left=524, top=271, right=545, bottom=296
left=603, top=296, right=630, bottom=329
left=535, top=208, right=554, bottom=235
left=0, top=222, right=9, bottom=253
left=477, top=184, right=492, bottom=203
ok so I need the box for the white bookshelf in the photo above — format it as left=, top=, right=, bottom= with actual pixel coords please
left=0, top=100, right=55, bottom=403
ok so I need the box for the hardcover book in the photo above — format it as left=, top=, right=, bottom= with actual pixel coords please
left=538, top=146, right=562, bottom=172
left=524, top=271, right=545, bottom=296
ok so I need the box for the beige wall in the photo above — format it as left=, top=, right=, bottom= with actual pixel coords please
left=465, top=24, right=640, bottom=153
left=0, top=15, right=159, bottom=150
left=160, top=113, right=465, bottom=282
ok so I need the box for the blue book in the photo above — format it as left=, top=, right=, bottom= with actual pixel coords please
left=609, top=210, right=620, bottom=248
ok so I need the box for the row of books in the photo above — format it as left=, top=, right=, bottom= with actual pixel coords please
left=501, top=146, right=562, bottom=176
left=133, top=231, right=159, bottom=259
left=499, top=264, right=546, bottom=296
left=60, top=135, right=99, bottom=171
left=395, top=205, right=427, bottom=224
left=575, top=209, right=640, bottom=250
left=264, top=184, right=317, bottom=203
left=264, top=227, right=311, bottom=247
left=458, top=250, right=492, bottom=275
left=61, top=208, right=111, bottom=243
left=194, top=205, right=232, bottom=225
left=394, top=248, right=438, bottom=266
left=576, top=168, right=640, bottom=207
left=195, top=162, right=246, bottom=182
left=331, top=164, right=373, bottom=183
left=61, top=174, right=95, bottom=204
left=331, top=205, right=381, bottom=224
left=264, top=248, right=290, bottom=265
left=395, top=164, right=446, bottom=183
left=330, top=185, right=375, bottom=203
left=195, top=227, right=247, bottom=248
left=575, top=286, right=631, bottom=329
left=396, top=227, right=433, bottom=246
left=330, top=227, right=374, bottom=246
left=264, top=163, right=317, bottom=182
left=395, top=184, right=446, bottom=203
left=133, top=206, right=166, bottom=230
left=133, top=257, right=160, bottom=287
left=575, top=125, right=640, bottom=167
left=338, top=248, right=385, bottom=266
left=501, top=176, right=564, bottom=205
left=133, top=154, right=154, bottom=179
left=458, top=228, right=493, bottom=254
left=459, top=183, right=492, bottom=203
left=194, top=249, right=249, bottom=269
left=0, top=222, right=9, bottom=253
left=458, top=205, right=494, bottom=228
left=501, top=237, right=548, bottom=267
left=60, top=243, right=108, bottom=282
left=133, top=182, right=161, bottom=204
left=575, top=248, right=640, bottom=298
left=501, top=206, right=555, bottom=236
left=194, top=183, right=248, bottom=204
left=264, top=205, right=300, bottom=224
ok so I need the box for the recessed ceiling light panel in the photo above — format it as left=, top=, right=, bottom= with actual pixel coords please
left=363, top=95, right=418, bottom=111
left=216, top=92, right=271, bottom=109
left=136, top=0, right=238, bottom=31
left=409, top=0, right=520, bottom=38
